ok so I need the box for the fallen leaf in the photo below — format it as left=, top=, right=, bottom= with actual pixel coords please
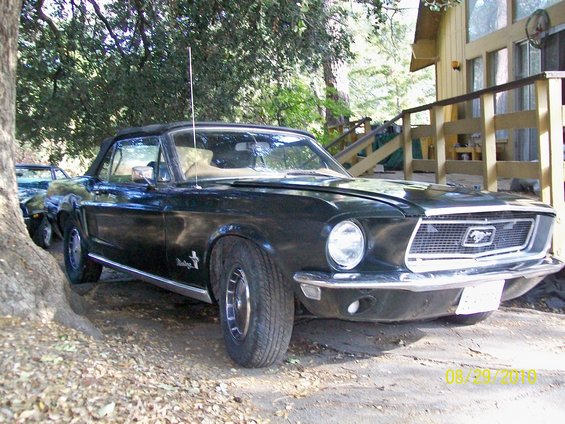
left=97, top=401, right=115, bottom=418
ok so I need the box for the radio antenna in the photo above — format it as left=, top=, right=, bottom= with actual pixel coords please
left=187, top=46, right=201, bottom=189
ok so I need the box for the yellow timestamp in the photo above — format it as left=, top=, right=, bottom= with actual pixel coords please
left=445, top=368, right=537, bottom=385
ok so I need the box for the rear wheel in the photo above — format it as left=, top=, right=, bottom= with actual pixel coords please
left=444, top=311, right=494, bottom=325
left=32, top=216, right=52, bottom=249
left=63, top=219, right=102, bottom=285
left=214, top=238, right=294, bottom=368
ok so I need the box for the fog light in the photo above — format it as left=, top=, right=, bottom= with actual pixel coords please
left=347, top=300, right=360, bottom=315
left=301, top=284, right=321, bottom=301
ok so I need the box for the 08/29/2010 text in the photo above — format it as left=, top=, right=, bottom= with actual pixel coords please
left=445, top=368, right=537, bottom=385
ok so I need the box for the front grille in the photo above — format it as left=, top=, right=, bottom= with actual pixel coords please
left=407, top=213, right=538, bottom=262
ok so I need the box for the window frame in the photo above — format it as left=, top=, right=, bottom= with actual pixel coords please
left=96, top=136, right=171, bottom=185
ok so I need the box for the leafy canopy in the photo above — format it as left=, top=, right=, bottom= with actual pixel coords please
left=19, top=0, right=390, bottom=161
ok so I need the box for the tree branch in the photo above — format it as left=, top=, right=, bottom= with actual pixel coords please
left=87, top=0, right=127, bottom=59
left=132, top=0, right=151, bottom=69
left=35, top=0, right=60, bottom=40
left=35, top=0, right=66, bottom=98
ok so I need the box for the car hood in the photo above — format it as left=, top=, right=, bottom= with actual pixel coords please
left=18, top=187, right=46, bottom=203
left=231, top=177, right=554, bottom=216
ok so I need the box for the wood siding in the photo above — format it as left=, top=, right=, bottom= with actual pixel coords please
left=434, top=1, right=565, bottom=100
left=436, top=4, right=466, bottom=100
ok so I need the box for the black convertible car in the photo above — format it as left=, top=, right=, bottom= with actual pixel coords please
left=16, top=163, right=69, bottom=248
left=46, top=122, right=563, bottom=367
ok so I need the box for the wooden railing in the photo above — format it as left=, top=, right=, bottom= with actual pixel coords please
left=334, top=113, right=403, bottom=175
left=326, top=117, right=372, bottom=156
left=334, top=72, right=565, bottom=259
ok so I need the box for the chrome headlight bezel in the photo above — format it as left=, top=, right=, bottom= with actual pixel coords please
left=327, top=220, right=366, bottom=270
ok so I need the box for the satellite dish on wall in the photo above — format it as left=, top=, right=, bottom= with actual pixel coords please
left=526, top=9, right=550, bottom=49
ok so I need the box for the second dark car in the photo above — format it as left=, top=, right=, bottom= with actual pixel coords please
left=16, top=164, right=69, bottom=248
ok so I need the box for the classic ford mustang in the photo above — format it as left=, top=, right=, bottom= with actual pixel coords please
left=46, top=122, right=563, bottom=367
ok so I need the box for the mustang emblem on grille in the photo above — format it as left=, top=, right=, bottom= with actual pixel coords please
left=462, top=226, right=496, bottom=247
left=469, top=230, right=491, bottom=243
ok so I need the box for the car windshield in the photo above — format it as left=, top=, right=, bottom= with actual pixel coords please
left=16, top=168, right=52, bottom=190
left=171, top=128, right=350, bottom=181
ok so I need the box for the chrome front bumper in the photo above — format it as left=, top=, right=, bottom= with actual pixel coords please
left=294, top=256, right=563, bottom=292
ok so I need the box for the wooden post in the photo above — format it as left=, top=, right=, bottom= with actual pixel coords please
left=403, top=112, right=413, bottom=181
left=536, top=79, right=551, bottom=204
left=363, top=118, right=373, bottom=155
left=363, top=118, right=372, bottom=136
left=480, top=92, right=497, bottom=191
left=538, top=78, right=565, bottom=260
left=431, top=105, right=446, bottom=184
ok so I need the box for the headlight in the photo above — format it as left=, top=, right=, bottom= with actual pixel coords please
left=327, top=220, right=365, bottom=270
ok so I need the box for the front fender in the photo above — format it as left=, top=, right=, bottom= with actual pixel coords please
left=46, top=176, right=97, bottom=237
left=206, top=223, right=277, bottom=267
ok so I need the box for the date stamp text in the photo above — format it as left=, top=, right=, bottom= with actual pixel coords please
left=445, top=368, right=537, bottom=385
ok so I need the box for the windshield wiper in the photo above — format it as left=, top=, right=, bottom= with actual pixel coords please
left=285, top=170, right=352, bottom=179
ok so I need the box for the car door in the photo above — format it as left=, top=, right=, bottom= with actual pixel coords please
left=84, top=136, right=170, bottom=277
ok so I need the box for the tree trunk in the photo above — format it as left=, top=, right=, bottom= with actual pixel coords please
left=322, top=0, right=350, bottom=128
left=323, top=57, right=350, bottom=127
left=0, top=0, right=98, bottom=336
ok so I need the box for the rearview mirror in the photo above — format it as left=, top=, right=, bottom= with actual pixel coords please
left=235, top=141, right=271, bottom=152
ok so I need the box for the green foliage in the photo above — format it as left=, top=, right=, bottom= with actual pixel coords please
left=17, top=0, right=421, bottom=160
left=236, top=78, right=351, bottom=144
left=423, top=0, right=462, bottom=12
left=239, top=80, right=323, bottom=130
left=17, top=0, right=359, bottom=160
left=347, top=3, right=435, bottom=125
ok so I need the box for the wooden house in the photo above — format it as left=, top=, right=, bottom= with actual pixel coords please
left=411, top=0, right=565, bottom=161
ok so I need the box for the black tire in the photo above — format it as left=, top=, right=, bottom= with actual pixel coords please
left=63, top=219, right=102, bottom=285
left=214, top=238, right=294, bottom=368
left=32, top=216, right=52, bottom=249
left=444, top=311, right=494, bottom=325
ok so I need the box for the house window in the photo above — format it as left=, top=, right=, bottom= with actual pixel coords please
left=514, top=41, right=541, bottom=160
left=489, top=48, right=508, bottom=141
left=467, top=0, right=507, bottom=42
left=515, top=41, right=541, bottom=108
left=469, top=56, right=484, bottom=117
left=543, top=30, right=565, bottom=73
left=514, top=0, right=559, bottom=22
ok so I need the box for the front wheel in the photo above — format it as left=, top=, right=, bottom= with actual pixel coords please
left=32, top=216, right=52, bottom=249
left=214, top=238, right=294, bottom=368
left=63, top=219, right=102, bottom=285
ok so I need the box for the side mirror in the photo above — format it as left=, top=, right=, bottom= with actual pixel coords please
left=132, top=166, right=155, bottom=188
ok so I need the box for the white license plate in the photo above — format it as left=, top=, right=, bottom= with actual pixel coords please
left=456, top=281, right=504, bottom=315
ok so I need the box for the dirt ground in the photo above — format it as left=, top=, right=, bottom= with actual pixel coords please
left=1, top=236, right=564, bottom=423
left=79, top=279, right=565, bottom=424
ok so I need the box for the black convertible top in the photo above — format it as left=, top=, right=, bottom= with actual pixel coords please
left=86, top=122, right=315, bottom=176
left=113, top=121, right=313, bottom=140
left=16, top=164, right=58, bottom=169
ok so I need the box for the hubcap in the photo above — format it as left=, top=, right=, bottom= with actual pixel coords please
left=68, top=227, right=82, bottom=271
left=225, top=267, right=251, bottom=342
left=43, top=221, right=52, bottom=246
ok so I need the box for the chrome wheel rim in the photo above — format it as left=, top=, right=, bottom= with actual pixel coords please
left=225, top=267, right=251, bottom=342
left=68, top=227, right=82, bottom=270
